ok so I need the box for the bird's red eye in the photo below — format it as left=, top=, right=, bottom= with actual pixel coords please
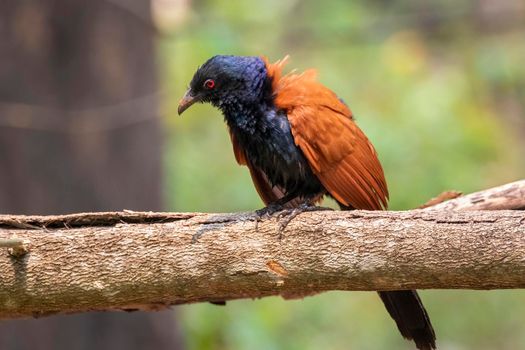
left=204, top=79, right=215, bottom=89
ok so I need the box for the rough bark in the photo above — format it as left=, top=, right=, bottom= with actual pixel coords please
left=0, top=180, right=524, bottom=319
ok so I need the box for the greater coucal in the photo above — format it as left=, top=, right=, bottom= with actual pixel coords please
left=178, top=55, right=436, bottom=350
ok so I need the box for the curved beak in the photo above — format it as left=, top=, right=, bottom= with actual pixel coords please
left=177, top=89, right=197, bottom=115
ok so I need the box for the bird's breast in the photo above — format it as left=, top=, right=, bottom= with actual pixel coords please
left=230, top=109, right=323, bottom=197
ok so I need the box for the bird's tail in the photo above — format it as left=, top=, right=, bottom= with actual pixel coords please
left=378, top=290, right=436, bottom=350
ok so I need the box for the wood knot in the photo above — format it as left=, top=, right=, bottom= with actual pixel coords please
left=266, top=260, right=288, bottom=276
left=0, top=237, right=30, bottom=257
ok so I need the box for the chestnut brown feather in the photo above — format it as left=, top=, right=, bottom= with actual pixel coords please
left=265, top=57, right=388, bottom=210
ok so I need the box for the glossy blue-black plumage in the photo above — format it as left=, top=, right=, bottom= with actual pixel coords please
left=190, top=55, right=324, bottom=200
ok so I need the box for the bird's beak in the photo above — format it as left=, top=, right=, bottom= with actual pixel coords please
left=177, top=89, right=197, bottom=115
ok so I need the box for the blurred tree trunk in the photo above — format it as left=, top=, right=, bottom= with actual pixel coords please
left=0, top=0, right=183, bottom=349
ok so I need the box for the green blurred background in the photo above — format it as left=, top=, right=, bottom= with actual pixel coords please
left=158, top=0, right=525, bottom=349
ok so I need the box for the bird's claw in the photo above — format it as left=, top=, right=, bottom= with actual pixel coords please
left=275, top=203, right=333, bottom=237
left=255, top=203, right=283, bottom=218
left=253, top=203, right=284, bottom=230
left=253, top=203, right=333, bottom=238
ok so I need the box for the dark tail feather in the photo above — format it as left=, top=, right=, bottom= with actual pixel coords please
left=378, top=290, right=436, bottom=350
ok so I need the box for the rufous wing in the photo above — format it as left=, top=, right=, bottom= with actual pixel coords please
left=264, top=57, right=389, bottom=210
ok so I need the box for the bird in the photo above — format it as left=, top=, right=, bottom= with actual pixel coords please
left=178, top=55, right=436, bottom=350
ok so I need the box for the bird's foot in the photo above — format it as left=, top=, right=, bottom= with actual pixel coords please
left=253, top=203, right=284, bottom=230
left=276, top=203, right=333, bottom=238
left=255, top=203, right=284, bottom=218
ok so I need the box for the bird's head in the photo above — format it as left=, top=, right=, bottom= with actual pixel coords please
left=177, top=55, right=269, bottom=115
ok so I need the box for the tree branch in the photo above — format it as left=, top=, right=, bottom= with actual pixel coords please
left=0, top=180, right=524, bottom=319
left=422, top=180, right=525, bottom=211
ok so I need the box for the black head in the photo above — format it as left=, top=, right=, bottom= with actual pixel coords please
left=178, top=55, right=268, bottom=115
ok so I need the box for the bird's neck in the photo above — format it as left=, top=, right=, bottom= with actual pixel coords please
left=221, top=100, right=270, bottom=135
left=219, top=76, right=274, bottom=135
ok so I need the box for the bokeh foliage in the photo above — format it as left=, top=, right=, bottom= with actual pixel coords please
left=159, top=0, right=525, bottom=348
